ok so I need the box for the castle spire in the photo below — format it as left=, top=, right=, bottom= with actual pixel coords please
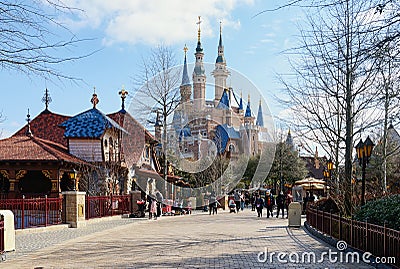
left=182, top=45, right=190, bottom=86
left=216, top=21, right=225, bottom=64
left=193, top=16, right=206, bottom=110
left=245, top=94, right=252, bottom=117
left=196, top=16, right=203, bottom=53
left=256, top=98, right=264, bottom=127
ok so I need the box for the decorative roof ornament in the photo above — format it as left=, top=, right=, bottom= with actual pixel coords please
left=91, top=87, right=99, bottom=109
left=26, top=108, right=33, bottom=137
left=118, top=86, right=128, bottom=113
left=181, top=45, right=191, bottom=86
left=41, top=88, right=52, bottom=111
left=196, top=16, right=203, bottom=53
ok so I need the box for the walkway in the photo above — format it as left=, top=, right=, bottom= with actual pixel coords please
left=2, top=209, right=375, bottom=268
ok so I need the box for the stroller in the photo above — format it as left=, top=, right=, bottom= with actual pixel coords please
left=130, top=199, right=146, bottom=218
left=228, top=198, right=236, bottom=213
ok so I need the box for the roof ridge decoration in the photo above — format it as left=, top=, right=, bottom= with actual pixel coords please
left=42, top=88, right=52, bottom=111
left=91, top=87, right=99, bottom=109
left=26, top=109, right=33, bottom=137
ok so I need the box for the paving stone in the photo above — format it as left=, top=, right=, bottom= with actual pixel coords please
left=1, top=209, right=377, bottom=268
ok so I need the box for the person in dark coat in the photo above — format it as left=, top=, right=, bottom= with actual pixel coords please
left=265, top=192, right=275, bottom=218
left=276, top=191, right=285, bottom=218
left=255, top=195, right=264, bottom=217
left=209, top=191, right=216, bottom=215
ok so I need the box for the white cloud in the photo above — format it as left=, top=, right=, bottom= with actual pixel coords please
left=59, top=0, right=252, bottom=45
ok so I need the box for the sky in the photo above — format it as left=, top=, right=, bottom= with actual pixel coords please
left=0, top=0, right=303, bottom=140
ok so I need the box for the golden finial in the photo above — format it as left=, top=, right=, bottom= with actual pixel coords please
left=197, top=16, right=202, bottom=42
left=91, top=87, right=99, bottom=109
left=183, top=44, right=188, bottom=55
left=248, top=93, right=250, bottom=103
left=259, top=98, right=262, bottom=106
left=220, top=21, right=222, bottom=34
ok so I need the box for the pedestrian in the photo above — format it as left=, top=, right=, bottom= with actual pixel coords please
left=209, top=191, right=216, bottom=215
left=234, top=190, right=241, bottom=213
left=240, top=192, right=245, bottom=211
left=265, top=191, right=275, bottom=218
left=155, top=189, right=163, bottom=218
left=251, top=193, right=256, bottom=211
left=303, top=191, right=311, bottom=213
left=255, top=194, right=264, bottom=217
left=214, top=199, right=220, bottom=214
left=285, top=190, right=293, bottom=218
left=276, top=191, right=285, bottom=218
left=149, top=197, right=157, bottom=220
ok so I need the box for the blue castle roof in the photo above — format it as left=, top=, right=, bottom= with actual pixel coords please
left=60, top=108, right=125, bottom=138
left=256, top=101, right=264, bottom=127
left=214, top=124, right=240, bottom=154
left=217, top=89, right=230, bottom=109
left=245, top=101, right=252, bottom=117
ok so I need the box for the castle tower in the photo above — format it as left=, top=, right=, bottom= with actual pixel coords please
left=193, top=16, right=206, bottom=111
left=243, top=95, right=258, bottom=156
left=212, top=22, right=230, bottom=107
left=180, top=45, right=191, bottom=103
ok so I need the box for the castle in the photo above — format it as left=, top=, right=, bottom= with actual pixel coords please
left=167, top=19, right=268, bottom=161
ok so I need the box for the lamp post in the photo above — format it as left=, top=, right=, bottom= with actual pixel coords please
left=355, top=136, right=374, bottom=206
left=327, top=158, right=333, bottom=195
left=69, top=169, right=77, bottom=191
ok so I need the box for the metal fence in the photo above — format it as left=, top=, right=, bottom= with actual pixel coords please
left=306, top=207, right=400, bottom=268
left=0, top=196, right=62, bottom=229
left=85, top=195, right=131, bottom=219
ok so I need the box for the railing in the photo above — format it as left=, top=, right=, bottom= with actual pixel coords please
left=0, top=196, right=62, bottom=229
left=85, top=195, right=131, bottom=220
left=306, top=207, right=400, bottom=268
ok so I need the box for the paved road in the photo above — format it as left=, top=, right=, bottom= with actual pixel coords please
left=2, top=209, right=375, bottom=268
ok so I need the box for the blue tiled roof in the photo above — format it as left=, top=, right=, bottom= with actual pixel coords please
left=238, top=97, right=243, bottom=110
left=256, top=102, right=264, bottom=127
left=214, top=124, right=240, bottom=154
left=60, top=108, right=125, bottom=138
left=217, top=90, right=230, bottom=109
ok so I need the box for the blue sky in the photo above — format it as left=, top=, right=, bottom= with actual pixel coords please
left=0, top=0, right=303, bottom=138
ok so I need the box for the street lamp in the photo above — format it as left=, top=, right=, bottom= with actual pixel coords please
left=355, top=136, right=374, bottom=206
left=69, top=169, right=77, bottom=191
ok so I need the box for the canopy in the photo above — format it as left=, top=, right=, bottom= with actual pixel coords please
left=295, top=177, right=326, bottom=185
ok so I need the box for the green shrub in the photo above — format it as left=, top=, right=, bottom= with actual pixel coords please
left=354, top=194, right=400, bottom=231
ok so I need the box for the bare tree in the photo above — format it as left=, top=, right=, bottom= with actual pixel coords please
left=278, top=0, right=386, bottom=215
left=0, top=1, right=92, bottom=80
left=132, top=45, right=181, bottom=196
